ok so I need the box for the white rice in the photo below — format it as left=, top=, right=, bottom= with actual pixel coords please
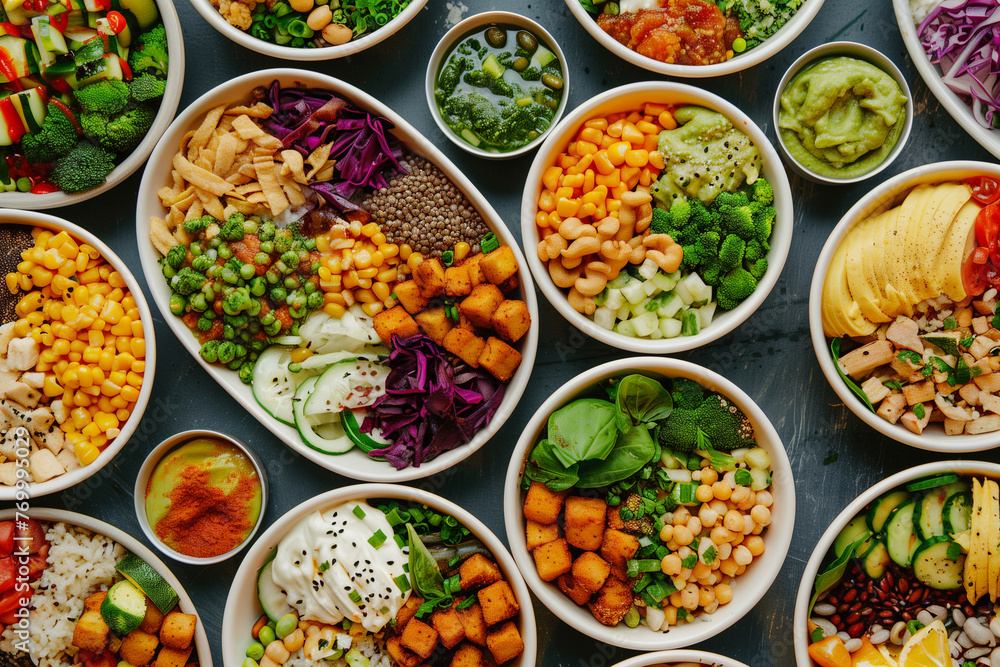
left=0, top=522, right=125, bottom=667
left=285, top=634, right=392, bottom=667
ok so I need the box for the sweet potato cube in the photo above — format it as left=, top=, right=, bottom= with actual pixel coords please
left=160, top=611, right=197, bottom=650
left=153, top=646, right=192, bottom=667
left=599, top=529, right=640, bottom=569
left=557, top=573, right=593, bottom=605
left=459, top=553, right=503, bottom=591
left=414, top=258, right=446, bottom=298
left=445, top=265, right=473, bottom=297
left=525, top=520, right=559, bottom=551
left=523, top=481, right=569, bottom=524
left=456, top=600, right=488, bottom=645
left=83, top=590, right=108, bottom=612
left=394, top=280, right=430, bottom=314
left=396, top=595, right=425, bottom=631
left=386, top=636, right=422, bottom=667
left=532, top=537, right=573, bottom=582
left=415, top=307, right=453, bottom=345
left=72, top=610, right=109, bottom=652
left=572, top=552, right=611, bottom=593
left=491, top=300, right=531, bottom=343
left=464, top=254, right=486, bottom=286
left=478, top=337, right=522, bottom=382
left=563, top=496, right=607, bottom=551
left=587, top=576, right=633, bottom=627
left=460, top=284, right=504, bottom=328
left=486, top=621, right=524, bottom=664
left=476, top=580, right=519, bottom=626
left=401, top=618, right=439, bottom=659
left=140, top=597, right=165, bottom=634
left=450, top=644, right=487, bottom=667
left=442, top=327, right=486, bottom=368
left=431, top=606, right=466, bottom=649
left=373, top=306, right=420, bottom=344
left=480, top=246, right=519, bottom=292
left=121, top=629, right=159, bottom=667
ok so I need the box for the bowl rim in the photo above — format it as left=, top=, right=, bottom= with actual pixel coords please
left=562, top=0, right=827, bottom=78
left=520, top=80, right=794, bottom=354
left=771, top=41, right=913, bottom=185
left=133, top=429, right=269, bottom=565
left=187, top=0, right=427, bottom=61
left=892, top=0, right=1000, bottom=162
left=611, top=649, right=750, bottom=667
left=135, top=67, right=538, bottom=482
left=0, top=209, right=156, bottom=500
left=503, top=356, right=796, bottom=650
left=424, top=11, right=570, bottom=160
left=791, top=460, right=1000, bottom=666
left=1, top=506, right=214, bottom=667
left=807, top=159, right=1000, bottom=452
left=0, top=0, right=185, bottom=210
left=221, top=483, right=538, bottom=667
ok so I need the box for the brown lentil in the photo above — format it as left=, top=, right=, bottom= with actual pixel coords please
left=361, top=156, right=490, bottom=258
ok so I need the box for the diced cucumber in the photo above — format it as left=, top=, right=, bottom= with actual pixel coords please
left=638, top=258, right=658, bottom=280
left=833, top=516, right=871, bottom=558
left=104, top=52, right=122, bottom=79
left=0, top=36, right=30, bottom=83
left=593, top=305, right=616, bottom=330
left=630, top=297, right=652, bottom=318
left=864, top=541, right=890, bottom=579
left=656, top=292, right=683, bottom=318
left=257, top=556, right=294, bottom=622
left=532, top=45, right=556, bottom=67
left=866, top=489, right=911, bottom=533
left=11, top=87, right=45, bottom=134
left=659, top=317, right=682, bottom=338
left=615, top=303, right=632, bottom=322
left=680, top=309, right=699, bottom=336
left=63, top=25, right=99, bottom=48
left=614, top=319, right=637, bottom=337
left=621, top=279, right=647, bottom=305
left=608, top=272, right=631, bottom=289
left=649, top=329, right=663, bottom=339
left=292, top=376, right=353, bottom=455
left=681, top=273, right=711, bottom=304
left=73, top=35, right=104, bottom=64
left=32, top=16, right=68, bottom=55
left=100, top=580, right=146, bottom=635
left=76, top=55, right=109, bottom=85
left=631, top=311, right=659, bottom=337
left=604, top=287, right=625, bottom=310
left=911, top=536, right=964, bottom=590
left=697, top=302, right=717, bottom=330
left=886, top=500, right=919, bottom=567
left=943, top=491, right=973, bottom=535
left=674, top=279, right=694, bottom=305
left=651, top=270, right=678, bottom=292
left=642, top=279, right=657, bottom=297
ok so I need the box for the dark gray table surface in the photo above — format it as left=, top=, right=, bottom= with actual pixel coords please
left=10, top=0, right=1000, bottom=664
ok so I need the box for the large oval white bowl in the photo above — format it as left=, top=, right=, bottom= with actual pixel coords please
left=2, top=507, right=213, bottom=666
left=136, top=69, right=537, bottom=482
left=564, top=0, right=825, bottom=78
left=521, top=82, right=793, bottom=354
left=792, top=461, right=1000, bottom=666
left=0, top=0, right=184, bottom=210
left=503, top=357, right=795, bottom=650
left=188, top=0, right=426, bottom=61
left=613, top=650, right=750, bottom=667
left=222, top=484, right=537, bottom=667
left=0, top=210, right=156, bottom=500
left=808, top=160, right=1000, bottom=452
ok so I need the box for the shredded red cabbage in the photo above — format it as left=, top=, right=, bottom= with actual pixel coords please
left=360, top=334, right=505, bottom=470
left=918, top=0, right=1000, bottom=129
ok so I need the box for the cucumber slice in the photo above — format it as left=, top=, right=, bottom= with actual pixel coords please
left=342, top=409, right=388, bottom=455
left=73, top=36, right=104, bottom=64
left=303, top=358, right=388, bottom=417
left=0, top=36, right=30, bottom=83
left=100, top=580, right=146, bottom=635
left=293, top=376, right=354, bottom=455
left=866, top=489, right=911, bottom=534
left=916, top=485, right=950, bottom=540
left=252, top=347, right=297, bottom=426
left=864, top=541, right=891, bottom=579
left=886, top=500, right=919, bottom=567
left=833, top=516, right=871, bottom=558
left=257, top=555, right=294, bottom=622
left=944, top=491, right=973, bottom=535
left=912, top=536, right=965, bottom=590
left=118, top=0, right=159, bottom=29
left=906, top=473, right=959, bottom=492
left=11, top=87, right=44, bottom=134
left=115, top=553, right=178, bottom=614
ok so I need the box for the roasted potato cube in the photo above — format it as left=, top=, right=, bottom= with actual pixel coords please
left=486, top=621, right=524, bottom=664
left=73, top=610, right=109, bottom=652
left=153, top=646, right=192, bottom=667
left=476, top=580, right=519, bottom=626
left=373, top=306, right=420, bottom=344
left=464, top=254, right=486, bottom=286
left=140, top=598, right=165, bottom=634
left=459, top=284, right=504, bottom=328
left=572, top=552, right=611, bottom=593
left=121, top=629, right=159, bottom=667
left=445, top=265, right=473, bottom=297
left=600, top=529, right=640, bottom=569
left=606, top=506, right=625, bottom=531
left=401, top=617, right=439, bottom=659
left=480, top=246, right=519, bottom=293
left=414, top=258, right=446, bottom=298
left=532, top=538, right=573, bottom=583
left=394, top=280, right=430, bottom=314
left=557, top=573, right=593, bottom=606
left=455, top=600, right=487, bottom=646
left=83, top=590, right=108, bottom=612
left=563, top=496, right=607, bottom=551
left=449, top=643, right=487, bottom=667
left=490, top=300, right=531, bottom=343
left=587, top=576, right=634, bottom=627
left=159, top=611, right=196, bottom=650
left=459, top=553, right=503, bottom=590
left=442, top=327, right=486, bottom=368
left=431, top=606, right=466, bottom=649
left=386, top=636, right=422, bottom=667
left=415, top=307, right=453, bottom=345
left=525, top=520, right=560, bottom=551
left=477, top=337, right=522, bottom=382
left=396, top=595, right=425, bottom=631
left=523, top=481, right=569, bottom=524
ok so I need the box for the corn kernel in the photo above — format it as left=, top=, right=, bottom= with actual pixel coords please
left=323, top=303, right=347, bottom=318
left=361, top=302, right=383, bottom=317
left=75, top=441, right=100, bottom=466
left=356, top=266, right=378, bottom=279
left=115, top=408, right=131, bottom=421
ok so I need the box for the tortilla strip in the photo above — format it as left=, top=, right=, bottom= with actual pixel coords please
left=166, top=206, right=185, bottom=231
left=214, top=133, right=239, bottom=176
left=253, top=134, right=283, bottom=152
left=190, top=104, right=226, bottom=156
left=149, top=216, right=176, bottom=256
left=253, top=154, right=289, bottom=216
left=234, top=182, right=263, bottom=196
left=246, top=192, right=267, bottom=204
left=183, top=199, right=204, bottom=222
left=280, top=149, right=306, bottom=183
left=223, top=102, right=273, bottom=117
left=173, top=153, right=235, bottom=197
left=312, top=162, right=336, bottom=183
left=232, top=114, right=265, bottom=141
left=194, top=154, right=213, bottom=172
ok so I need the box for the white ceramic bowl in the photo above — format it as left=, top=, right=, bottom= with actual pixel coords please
left=188, top=0, right=426, bottom=61
left=133, top=429, right=268, bottom=565
left=808, top=160, right=1000, bottom=452
left=425, top=11, right=569, bottom=159
left=2, top=507, right=213, bottom=666
left=0, top=210, right=155, bottom=500
left=521, top=82, right=793, bottom=354
left=503, top=357, right=795, bottom=650
left=793, top=460, right=1000, bottom=666
left=136, top=68, right=537, bottom=482
left=894, top=0, right=1000, bottom=161
left=0, top=0, right=184, bottom=210
left=613, top=650, right=750, bottom=667
left=564, top=0, right=825, bottom=78
left=773, top=42, right=913, bottom=185
left=222, top=484, right=537, bottom=667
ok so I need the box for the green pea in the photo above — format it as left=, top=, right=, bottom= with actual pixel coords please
left=281, top=250, right=300, bottom=268
left=161, top=264, right=176, bottom=280
left=542, top=73, right=563, bottom=90
left=168, top=294, right=186, bottom=316
left=303, top=281, right=316, bottom=294
left=240, top=264, right=256, bottom=280
left=223, top=324, right=235, bottom=340
left=222, top=268, right=239, bottom=285
left=249, top=277, right=267, bottom=297
left=624, top=606, right=640, bottom=628
left=307, top=291, right=323, bottom=309
left=485, top=27, right=506, bottom=48
left=247, top=300, right=262, bottom=317
left=273, top=261, right=288, bottom=275
left=516, top=30, right=536, bottom=52
left=218, top=245, right=233, bottom=260
left=264, top=320, right=281, bottom=336
left=512, top=56, right=529, bottom=72
left=253, top=252, right=270, bottom=266
left=269, top=287, right=287, bottom=302
left=289, top=304, right=307, bottom=319
left=209, top=237, right=222, bottom=249
left=304, top=238, right=317, bottom=252
left=245, top=643, right=264, bottom=661
left=310, top=261, right=320, bottom=274
left=259, top=240, right=274, bottom=254
left=190, top=242, right=204, bottom=256
left=260, top=312, right=276, bottom=326
left=266, top=270, right=280, bottom=285
left=257, top=626, right=275, bottom=647
left=15, top=177, right=30, bottom=192
left=283, top=275, right=300, bottom=290
left=242, top=658, right=259, bottom=667
left=243, top=219, right=259, bottom=234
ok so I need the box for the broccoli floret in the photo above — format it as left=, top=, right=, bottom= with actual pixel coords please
left=165, top=244, right=187, bottom=270
left=656, top=408, right=700, bottom=453
left=128, top=73, right=166, bottom=103
left=751, top=179, right=772, bottom=205
left=689, top=199, right=720, bottom=233
left=128, top=23, right=168, bottom=77
left=719, top=235, right=746, bottom=271
left=101, top=106, right=155, bottom=153
left=79, top=112, right=108, bottom=142
left=695, top=393, right=755, bottom=451
left=74, top=80, right=129, bottom=116
left=184, top=215, right=216, bottom=234
left=21, top=103, right=78, bottom=164
left=716, top=267, right=757, bottom=311
left=220, top=214, right=246, bottom=241
left=650, top=207, right=672, bottom=235
left=713, top=190, right=749, bottom=209
left=744, top=239, right=765, bottom=264
left=671, top=377, right=706, bottom=410
left=701, top=256, right=724, bottom=287
left=435, top=56, right=470, bottom=101
left=753, top=205, right=775, bottom=245
left=196, top=315, right=213, bottom=331
left=520, top=66, right=542, bottom=81
left=199, top=340, right=219, bottom=363
left=618, top=494, right=656, bottom=534
left=169, top=267, right=206, bottom=296
left=49, top=142, right=115, bottom=194
left=717, top=204, right=756, bottom=240
left=668, top=198, right=691, bottom=229
left=462, top=70, right=489, bottom=88
left=748, top=257, right=768, bottom=281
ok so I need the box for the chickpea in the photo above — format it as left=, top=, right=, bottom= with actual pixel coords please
left=692, top=561, right=711, bottom=580
left=712, top=480, right=732, bottom=501
left=672, top=507, right=691, bottom=526
left=282, top=628, right=305, bottom=653
left=755, top=490, right=773, bottom=507
left=673, top=524, right=694, bottom=546
left=698, top=586, right=716, bottom=607
left=735, top=564, right=747, bottom=576
left=322, top=23, right=352, bottom=45
left=681, top=583, right=700, bottom=610
left=677, top=546, right=693, bottom=558
left=699, top=506, right=719, bottom=528
left=691, top=469, right=702, bottom=482
left=664, top=606, right=678, bottom=626
left=715, top=583, right=734, bottom=605
left=751, top=523, right=764, bottom=535
left=719, top=557, right=739, bottom=577
left=679, top=567, right=692, bottom=580
left=745, top=535, right=765, bottom=557
left=717, top=542, right=732, bottom=562
left=751, top=504, right=772, bottom=526
left=737, top=490, right=757, bottom=511
left=686, top=516, right=702, bottom=535
left=703, top=600, right=720, bottom=614
left=723, top=510, right=743, bottom=533
left=661, top=553, right=682, bottom=576
left=730, top=486, right=750, bottom=507
left=743, top=515, right=756, bottom=535
left=695, top=484, right=714, bottom=503
left=700, top=468, right=718, bottom=485
left=709, top=499, right=728, bottom=516
left=265, top=641, right=290, bottom=665
left=733, top=545, right=753, bottom=566
left=289, top=0, right=313, bottom=12
left=306, top=5, right=332, bottom=29
left=730, top=532, right=744, bottom=547
left=659, top=523, right=674, bottom=543
left=703, top=571, right=719, bottom=585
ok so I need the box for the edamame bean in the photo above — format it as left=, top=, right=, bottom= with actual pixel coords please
left=275, top=612, right=298, bottom=639
left=246, top=643, right=265, bottom=661
left=516, top=30, right=536, bottom=52
left=542, top=73, right=563, bottom=90
left=258, top=626, right=276, bottom=647
left=624, top=606, right=640, bottom=628
left=485, top=27, right=506, bottom=48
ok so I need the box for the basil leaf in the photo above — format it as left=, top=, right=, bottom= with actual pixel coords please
left=407, top=523, right=446, bottom=601
left=547, top=398, right=619, bottom=467
left=831, top=338, right=875, bottom=413
left=523, top=439, right=580, bottom=491
left=575, top=425, right=657, bottom=488
left=614, top=374, right=673, bottom=432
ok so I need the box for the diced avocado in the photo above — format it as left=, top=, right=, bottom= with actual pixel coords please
left=100, top=580, right=146, bottom=635
left=115, top=553, right=179, bottom=614
left=532, top=45, right=556, bottom=68
left=481, top=53, right=504, bottom=79
left=73, top=35, right=104, bottom=64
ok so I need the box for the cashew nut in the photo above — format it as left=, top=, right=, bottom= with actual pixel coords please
left=597, top=240, right=631, bottom=278
left=596, top=216, right=620, bottom=241
left=627, top=236, right=646, bottom=264
left=614, top=216, right=635, bottom=243
left=646, top=246, right=683, bottom=274
left=575, top=268, right=608, bottom=297
left=561, top=236, right=601, bottom=260
left=568, top=287, right=596, bottom=315
left=617, top=203, right=636, bottom=228
left=548, top=259, right=582, bottom=288
left=642, top=234, right=676, bottom=252
left=561, top=255, right=582, bottom=269
left=537, top=233, right=567, bottom=261
left=635, top=202, right=653, bottom=233
left=621, top=189, right=653, bottom=208
left=558, top=217, right=597, bottom=240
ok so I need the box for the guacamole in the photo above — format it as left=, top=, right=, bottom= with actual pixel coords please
left=778, top=56, right=907, bottom=179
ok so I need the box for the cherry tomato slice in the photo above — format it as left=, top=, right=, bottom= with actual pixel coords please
left=963, top=251, right=988, bottom=296
left=966, top=175, right=1000, bottom=205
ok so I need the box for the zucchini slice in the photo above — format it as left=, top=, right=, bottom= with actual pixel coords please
left=886, top=500, right=919, bottom=567
left=912, top=536, right=964, bottom=590
left=866, top=489, right=911, bottom=534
